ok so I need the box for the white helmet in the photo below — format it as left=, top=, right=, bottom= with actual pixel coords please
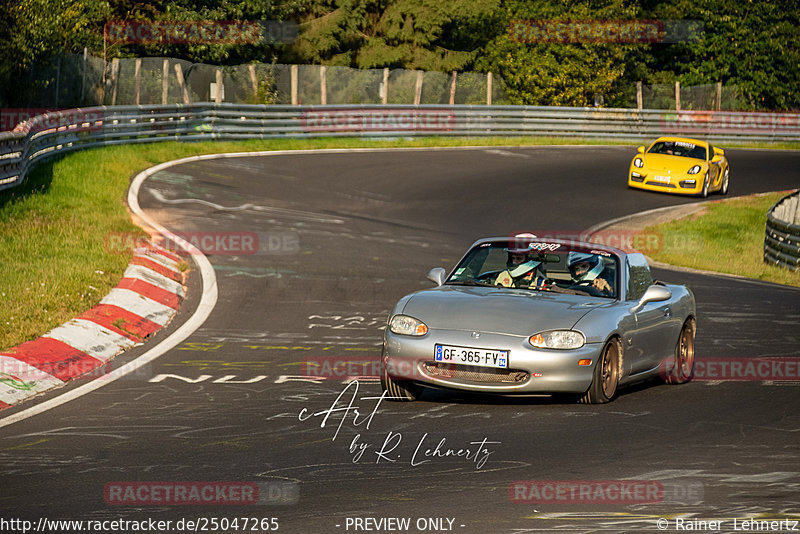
left=568, top=252, right=603, bottom=282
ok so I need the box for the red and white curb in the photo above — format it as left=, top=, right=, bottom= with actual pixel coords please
left=0, top=244, right=185, bottom=410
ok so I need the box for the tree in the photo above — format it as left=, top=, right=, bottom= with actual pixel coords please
left=288, top=0, right=499, bottom=71
left=474, top=0, right=640, bottom=107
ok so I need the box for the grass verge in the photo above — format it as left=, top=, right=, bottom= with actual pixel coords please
left=1, top=136, right=798, bottom=350
left=645, top=191, right=800, bottom=288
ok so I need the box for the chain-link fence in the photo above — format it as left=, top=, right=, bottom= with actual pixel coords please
left=5, top=53, right=745, bottom=121
left=9, top=54, right=512, bottom=109
left=634, top=82, right=742, bottom=111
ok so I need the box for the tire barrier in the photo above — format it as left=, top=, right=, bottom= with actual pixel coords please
left=764, top=190, right=800, bottom=271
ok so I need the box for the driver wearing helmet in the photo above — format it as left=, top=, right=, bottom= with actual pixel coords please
left=567, top=252, right=614, bottom=297
left=494, top=246, right=551, bottom=289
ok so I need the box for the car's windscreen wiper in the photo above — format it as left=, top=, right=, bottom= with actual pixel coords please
left=445, top=279, right=493, bottom=287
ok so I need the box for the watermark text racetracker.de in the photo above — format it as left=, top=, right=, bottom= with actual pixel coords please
left=660, top=356, right=800, bottom=382
left=509, top=480, right=703, bottom=505
left=509, top=19, right=704, bottom=44
left=105, top=231, right=299, bottom=256
left=104, top=20, right=298, bottom=44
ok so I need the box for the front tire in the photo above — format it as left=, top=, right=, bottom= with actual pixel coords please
left=665, top=319, right=696, bottom=384
left=580, top=337, right=621, bottom=404
left=700, top=173, right=709, bottom=198
left=721, top=168, right=729, bottom=195
left=380, top=354, right=422, bottom=401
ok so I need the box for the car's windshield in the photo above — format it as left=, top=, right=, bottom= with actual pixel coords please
left=446, top=241, right=619, bottom=299
left=647, top=140, right=707, bottom=160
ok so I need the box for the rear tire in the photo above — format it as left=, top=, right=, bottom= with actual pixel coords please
left=579, top=338, right=621, bottom=404
left=665, top=319, right=696, bottom=384
left=380, top=354, right=422, bottom=401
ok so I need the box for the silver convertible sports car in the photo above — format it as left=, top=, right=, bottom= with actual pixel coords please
left=381, top=236, right=697, bottom=403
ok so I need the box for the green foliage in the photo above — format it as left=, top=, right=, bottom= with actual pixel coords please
left=290, top=0, right=499, bottom=71
left=474, top=0, right=640, bottom=107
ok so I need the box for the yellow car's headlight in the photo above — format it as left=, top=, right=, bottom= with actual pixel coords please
left=633, top=158, right=644, bottom=168
left=687, top=165, right=702, bottom=175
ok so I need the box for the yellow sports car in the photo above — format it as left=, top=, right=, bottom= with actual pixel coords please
left=628, top=136, right=729, bottom=197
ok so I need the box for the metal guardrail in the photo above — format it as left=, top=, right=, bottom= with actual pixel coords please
left=764, top=190, right=800, bottom=271
left=2, top=103, right=800, bottom=192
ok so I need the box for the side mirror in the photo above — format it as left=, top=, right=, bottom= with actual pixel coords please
left=637, top=146, right=645, bottom=154
left=427, top=267, right=446, bottom=286
left=630, top=285, right=671, bottom=313
left=711, top=155, right=723, bottom=163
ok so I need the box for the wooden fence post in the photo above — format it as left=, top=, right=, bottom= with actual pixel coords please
left=449, top=71, right=457, bottom=106
left=291, top=64, right=298, bottom=105
left=636, top=81, right=643, bottom=110
left=487, top=72, right=493, bottom=106
left=215, top=68, right=223, bottom=103
left=382, top=68, right=388, bottom=104
left=174, top=63, right=191, bottom=104
left=320, top=65, right=327, bottom=105
left=134, top=58, right=142, bottom=105
left=162, top=59, right=169, bottom=105
left=675, top=80, right=680, bottom=111
left=414, top=71, right=423, bottom=105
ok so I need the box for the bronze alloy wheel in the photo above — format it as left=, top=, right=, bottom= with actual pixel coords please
left=600, top=340, right=620, bottom=399
left=580, top=338, right=621, bottom=404
left=667, top=320, right=696, bottom=384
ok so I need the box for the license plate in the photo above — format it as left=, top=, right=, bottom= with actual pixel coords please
left=434, top=344, right=508, bottom=369
left=653, top=175, right=671, bottom=183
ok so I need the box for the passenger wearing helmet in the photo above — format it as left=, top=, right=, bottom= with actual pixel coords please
left=567, top=252, right=614, bottom=297
left=494, top=247, right=551, bottom=289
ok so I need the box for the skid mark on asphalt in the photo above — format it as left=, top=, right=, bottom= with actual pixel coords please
left=148, top=188, right=344, bottom=224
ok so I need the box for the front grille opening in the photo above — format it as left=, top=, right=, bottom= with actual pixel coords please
left=424, top=362, right=528, bottom=383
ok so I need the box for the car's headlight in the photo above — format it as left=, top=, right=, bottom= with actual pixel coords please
left=529, top=330, right=585, bottom=349
left=389, top=314, right=428, bottom=336
left=633, top=158, right=644, bottom=168
left=687, top=165, right=701, bottom=175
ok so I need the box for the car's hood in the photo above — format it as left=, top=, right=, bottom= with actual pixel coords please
left=401, top=285, right=609, bottom=336
left=644, top=153, right=703, bottom=172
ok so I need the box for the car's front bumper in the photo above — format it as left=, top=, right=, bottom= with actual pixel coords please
left=384, top=329, right=603, bottom=395
left=628, top=168, right=702, bottom=195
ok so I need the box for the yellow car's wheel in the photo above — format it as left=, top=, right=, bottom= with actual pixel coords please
left=700, top=173, right=710, bottom=198
left=721, top=168, right=729, bottom=195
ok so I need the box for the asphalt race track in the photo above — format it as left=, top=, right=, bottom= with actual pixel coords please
left=2, top=145, right=799, bottom=533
